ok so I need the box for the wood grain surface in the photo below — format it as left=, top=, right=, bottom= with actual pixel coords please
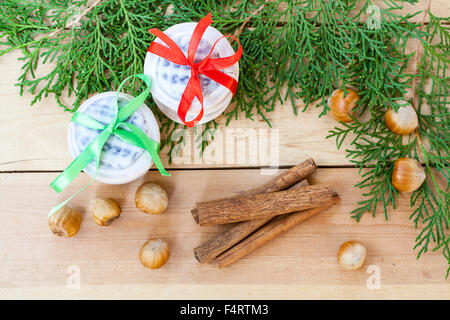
left=0, top=0, right=449, bottom=299
left=0, top=169, right=449, bottom=299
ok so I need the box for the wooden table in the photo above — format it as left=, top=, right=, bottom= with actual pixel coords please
left=1, top=0, right=449, bottom=299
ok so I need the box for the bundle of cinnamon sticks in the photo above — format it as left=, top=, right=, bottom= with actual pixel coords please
left=191, top=158, right=340, bottom=267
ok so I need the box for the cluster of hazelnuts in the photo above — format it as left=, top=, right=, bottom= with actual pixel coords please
left=329, top=88, right=426, bottom=193
left=48, top=182, right=171, bottom=269
left=329, top=88, right=426, bottom=271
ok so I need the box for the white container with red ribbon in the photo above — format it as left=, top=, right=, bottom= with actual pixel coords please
left=144, top=13, right=242, bottom=127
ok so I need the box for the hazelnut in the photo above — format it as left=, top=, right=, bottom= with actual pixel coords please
left=91, top=198, right=121, bottom=226
left=135, top=182, right=168, bottom=215
left=139, top=239, right=170, bottom=269
left=337, top=241, right=366, bottom=270
left=49, top=205, right=81, bottom=237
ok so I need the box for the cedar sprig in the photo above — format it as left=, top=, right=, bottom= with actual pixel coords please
left=408, top=12, right=449, bottom=277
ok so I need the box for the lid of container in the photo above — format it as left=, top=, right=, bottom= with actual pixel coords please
left=144, top=22, right=239, bottom=123
left=67, top=92, right=160, bottom=184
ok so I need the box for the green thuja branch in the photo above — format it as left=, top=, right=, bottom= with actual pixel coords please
left=409, top=12, right=449, bottom=277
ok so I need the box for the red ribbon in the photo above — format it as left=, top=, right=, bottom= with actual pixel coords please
left=147, top=13, right=243, bottom=127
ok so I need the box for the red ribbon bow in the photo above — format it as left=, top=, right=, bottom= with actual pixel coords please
left=147, top=13, right=242, bottom=127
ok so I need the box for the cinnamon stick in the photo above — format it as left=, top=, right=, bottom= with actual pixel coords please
left=241, top=158, right=317, bottom=196
left=194, top=180, right=309, bottom=264
left=191, top=158, right=317, bottom=222
left=194, top=184, right=335, bottom=225
left=213, top=193, right=340, bottom=268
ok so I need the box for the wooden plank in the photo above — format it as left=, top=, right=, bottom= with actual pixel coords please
left=0, top=168, right=448, bottom=299
left=355, top=0, right=449, bottom=21
left=0, top=52, right=349, bottom=170
left=277, top=0, right=450, bottom=22
left=0, top=50, right=434, bottom=171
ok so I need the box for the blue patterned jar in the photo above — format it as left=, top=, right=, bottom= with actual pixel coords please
left=67, top=92, right=160, bottom=184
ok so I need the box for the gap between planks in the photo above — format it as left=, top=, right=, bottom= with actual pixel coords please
left=0, top=164, right=366, bottom=174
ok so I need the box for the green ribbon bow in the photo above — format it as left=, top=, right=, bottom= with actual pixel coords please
left=49, top=74, right=169, bottom=217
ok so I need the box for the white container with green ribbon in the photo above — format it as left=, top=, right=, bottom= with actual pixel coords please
left=67, top=92, right=160, bottom=184
left=49, top=74, right=168, bottom=217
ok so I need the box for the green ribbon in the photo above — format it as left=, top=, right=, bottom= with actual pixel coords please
left=49, top=74, right=169, bottom=217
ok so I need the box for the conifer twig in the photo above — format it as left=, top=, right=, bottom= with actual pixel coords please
left=411, top=0, right=431, bottom=154
left=411, top=0, right=432, bottom=108
left=234, top=0, right=268, bottom=37
left=47, top=0, right=102, bottom=37
left=411, top=0, right=431, bottom=150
